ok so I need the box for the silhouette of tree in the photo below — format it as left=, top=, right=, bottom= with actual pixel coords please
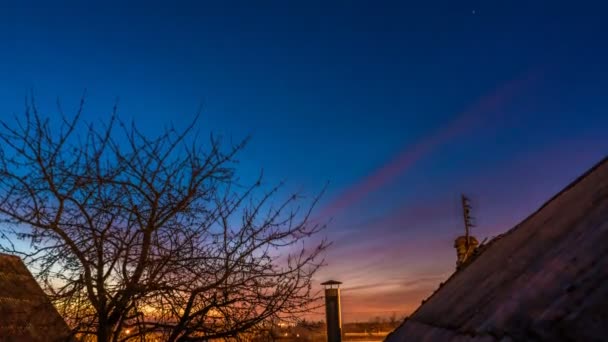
left=0, top=98, right=328, bottom=342
left=389, top=312, right=397, bottom=326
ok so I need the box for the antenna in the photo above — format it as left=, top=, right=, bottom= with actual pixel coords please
left=461, top=194, right=475, bottom=245
left=454, top=194, right=479, bottom=269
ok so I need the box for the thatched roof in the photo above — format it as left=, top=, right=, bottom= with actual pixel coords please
left=386, top=157, right=608, bottom=341
left=0, top=253, right=72, bottom=342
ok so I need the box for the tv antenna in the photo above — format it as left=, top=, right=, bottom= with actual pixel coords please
left=454, top=194, right=478, bottom=268
left=461, top=194, right=475, bottom=247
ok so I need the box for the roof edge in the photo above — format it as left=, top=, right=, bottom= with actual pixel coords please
left=0, top=252, right=22, bottom=259
left=389, top=156, right=608, bottom=337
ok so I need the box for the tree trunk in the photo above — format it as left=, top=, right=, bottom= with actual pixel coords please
left=97, top=322, right=112, bottom=342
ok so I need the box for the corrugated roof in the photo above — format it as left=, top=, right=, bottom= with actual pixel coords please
left=386, top=157, right=608, bottom=341
left=0, top=253, right=72, bottom=342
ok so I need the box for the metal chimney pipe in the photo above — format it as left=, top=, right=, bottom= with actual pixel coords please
left=322, top=280, right=343, bottom=342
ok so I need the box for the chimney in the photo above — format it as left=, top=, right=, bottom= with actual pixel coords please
left=454, top=235, right=479, bottom=267
left=455, top=194, right=478, bottom=268
left=321, top=280, right=342, bottom=342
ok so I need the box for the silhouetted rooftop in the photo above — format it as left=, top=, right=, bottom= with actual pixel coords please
left=0, top=253, right=72, bottom=342
left=386, top=157, right=608, bottom=341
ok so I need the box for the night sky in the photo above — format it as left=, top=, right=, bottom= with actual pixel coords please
left=1, top=1, right=608, bottom=321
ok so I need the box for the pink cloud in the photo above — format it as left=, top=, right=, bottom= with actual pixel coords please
left=315, top=69, right=544, bottom=222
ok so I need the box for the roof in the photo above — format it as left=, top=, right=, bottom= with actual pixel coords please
left=0, top=253, right=72, bottom=342
left=386, top=156, right=608, bottom=341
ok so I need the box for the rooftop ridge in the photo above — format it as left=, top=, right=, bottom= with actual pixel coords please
left=386, top=155, right=608, bottom=341
left=0, top=252, right=21, bottom=259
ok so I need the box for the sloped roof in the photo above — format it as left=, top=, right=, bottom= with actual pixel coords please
left=386, top=157, right=608, bottom=341
left=0, top=253, right=72, bottom=342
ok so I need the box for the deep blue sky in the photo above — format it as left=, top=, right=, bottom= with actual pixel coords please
left=1, top=1, right=607, bottom=320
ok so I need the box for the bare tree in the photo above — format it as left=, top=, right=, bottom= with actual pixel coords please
left=0, top=99, right=328, bottom=342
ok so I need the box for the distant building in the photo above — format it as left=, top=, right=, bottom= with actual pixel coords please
left=0, top=253, right=72, bottom=341
left=386, top=157, right=608, bottom=341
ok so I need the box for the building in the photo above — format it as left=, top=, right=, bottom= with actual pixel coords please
left=386, top=157, right=608, bottom=341
left=0, top=253, right=72, bottom=342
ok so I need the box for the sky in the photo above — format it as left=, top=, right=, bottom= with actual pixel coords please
left=1, top=0, right=608, bottom=322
